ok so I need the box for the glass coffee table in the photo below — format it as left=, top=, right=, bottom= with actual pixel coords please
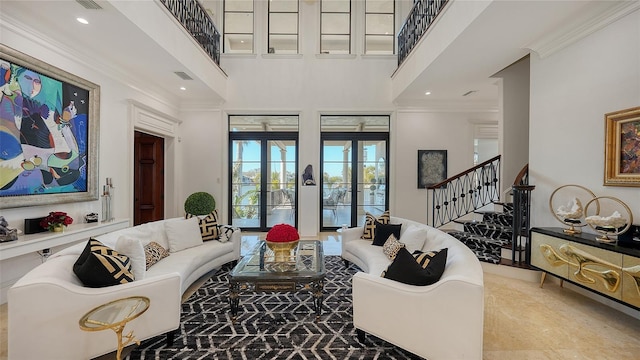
left=228, top=240, right=325, bottom=321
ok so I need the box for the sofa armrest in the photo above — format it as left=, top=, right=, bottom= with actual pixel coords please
left=340, top=226, right=363, bottom=254
left=9, top=256, right=182, bottom=360
left=229, top=228, right=242, bottom=261
left=352, top=272, right=484, bottom=359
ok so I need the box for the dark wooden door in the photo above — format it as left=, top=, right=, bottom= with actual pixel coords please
left=134, top=131, right=164, bottom=225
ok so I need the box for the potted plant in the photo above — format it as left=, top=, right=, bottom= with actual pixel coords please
left=265, top=224, right=300, bottom=262
left=184, top=192, right=216, bottom=216
left=40, top=211, right=74, bottom=232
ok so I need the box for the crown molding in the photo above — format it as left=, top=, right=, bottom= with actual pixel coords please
left=0, top=14, right=180, bottom=112
left=526, top=0, right=640, bottom=59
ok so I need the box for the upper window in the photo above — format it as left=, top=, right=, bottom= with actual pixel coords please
left=320, top=0, right=351, bottom=54
left=365, top=0, right=394, bottom=54
left=268, top=0, right=299, bottom=54
left=224, top=0, right=254, bottom=53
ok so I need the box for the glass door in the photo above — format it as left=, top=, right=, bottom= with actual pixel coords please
left=266, top=140, right=296, bottom=227
left=321, top=135, right=388, bottom=230
left=231, top=139, right=262, bottom=228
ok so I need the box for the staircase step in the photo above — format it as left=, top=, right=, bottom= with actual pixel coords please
left=458, top=221, right=513, bottom=242
left=447, top=231, right=507, bottom=264
left=473, top=211, right=513, bottom=226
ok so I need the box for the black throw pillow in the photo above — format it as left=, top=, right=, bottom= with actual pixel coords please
left=73, top=238, right=134, bottom=287
left=372, top=221, right=402, bottom=246
left=382, top=247, right=448, bottom=286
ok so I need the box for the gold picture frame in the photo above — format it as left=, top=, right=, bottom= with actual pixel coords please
left=604, top=106, right=640, bottom=187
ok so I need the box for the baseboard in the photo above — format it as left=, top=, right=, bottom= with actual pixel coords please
left=481, top=262, right=541, bottom=283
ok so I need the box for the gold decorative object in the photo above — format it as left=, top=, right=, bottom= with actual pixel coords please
left=584, top=196, right=633, bottom=243
left=79, top=296, right=150, bottom=360
left=549, top=185, right=598, bottom=234
left=266, top=240, right=299, bottom=262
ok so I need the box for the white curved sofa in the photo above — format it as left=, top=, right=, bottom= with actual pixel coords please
left=8, top=217, right=241, bottom=360
left=341, top=216, right=484, bottom=360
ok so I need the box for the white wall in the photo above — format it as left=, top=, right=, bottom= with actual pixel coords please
left=394, top=110, right=498, bottom=223
left=529, top=9, right=640, bottom=230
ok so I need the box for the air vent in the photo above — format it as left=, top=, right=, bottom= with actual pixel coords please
left=76, top=0, right=102, bottom=10
left=462, top=90, right=477, bottom=97
left=174, top=71, right=194, bottom=80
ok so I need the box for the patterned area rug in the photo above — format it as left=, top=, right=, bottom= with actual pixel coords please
left=128, top=256, right=421, bottom=359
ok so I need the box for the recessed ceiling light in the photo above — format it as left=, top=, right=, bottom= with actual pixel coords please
left=179, top=86, right=187, bottom=91
left=425, top=91, right=431, bottom=95
left=240, top=40, right=245, bottom=43
left=76, top=17, right=89, bottom=25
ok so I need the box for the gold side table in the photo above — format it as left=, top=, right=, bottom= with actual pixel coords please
left=79, top=296, right=150, bottom=360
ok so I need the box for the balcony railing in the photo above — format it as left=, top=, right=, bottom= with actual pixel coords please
left=159, top=0, right=220, bottom=66
left=397, top=0, right=448, bottom=67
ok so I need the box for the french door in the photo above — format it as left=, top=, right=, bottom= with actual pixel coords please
left=321, top=133, right=389, bottom=230
left=229, top=132, right=298, bottom=231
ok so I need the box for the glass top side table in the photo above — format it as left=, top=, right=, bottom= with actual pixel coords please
left=79, top=296, right=150, bottom=360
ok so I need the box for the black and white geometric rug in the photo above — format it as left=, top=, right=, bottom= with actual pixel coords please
left=127, top=256, right=421, bottom=359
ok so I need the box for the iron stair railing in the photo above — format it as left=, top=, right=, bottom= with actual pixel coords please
left=159, top=0, right=221, bottom=66
left=511, top=165, right=534, bottom=267
left=427, top=155, right=501, bottom=228
left=397, top=0, right=449, bottom=67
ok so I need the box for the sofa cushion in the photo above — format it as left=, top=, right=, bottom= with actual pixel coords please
left=166, top=217, right=203, bottom=252
left=144, top=241, right=170, bottom=269
left=186, top=210, right=220, bottom=241
left=115, top=236, right=146, bottom=280
left=382, top=247, right=448, bottom=286
left=382, top=234, right=405, bottom=260
left=400, top=225, right=428, bottom=253
left=73, top=238, right=134, bottom=287
left=218, top=224, right=239, bottom=243
left=372, top=221, right=402, bottom=246
left=361, top=211, right=390, bottom=240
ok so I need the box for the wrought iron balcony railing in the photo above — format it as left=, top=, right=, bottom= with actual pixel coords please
left=427, top=155, right=501, bottom=228
left=159, top=0, right=220, bottom=66
left=397, top=0, right=448, bottom=67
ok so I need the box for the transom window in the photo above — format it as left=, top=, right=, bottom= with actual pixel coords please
left=365, top=0, right=394, bottom=54
left=268, top=0, right=299, bottom=54
left=320, top=0, right=351, bottom=54
left=223, top=0, right=254, bottom=54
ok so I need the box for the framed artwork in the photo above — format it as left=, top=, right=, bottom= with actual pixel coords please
left=417, top=150, right=447, bottom=189
left=604, top=106, right=640, bottom=187
left=0, top=45, right=100, bottom=208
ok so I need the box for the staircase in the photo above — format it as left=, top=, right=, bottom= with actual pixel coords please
left=427, top=158, right=534, bottom=266
left=447, top=203, right=516, bottom=264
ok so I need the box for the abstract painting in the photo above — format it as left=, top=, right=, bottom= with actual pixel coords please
left=417, top=150, right=447, bottom=188
left=0, top=45, right=100, bottom=208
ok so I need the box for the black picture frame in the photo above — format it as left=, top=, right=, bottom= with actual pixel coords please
left=417, top=150, right=447, bottom=189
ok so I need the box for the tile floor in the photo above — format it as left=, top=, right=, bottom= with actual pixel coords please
left=2, top=233, right=640, bottom=360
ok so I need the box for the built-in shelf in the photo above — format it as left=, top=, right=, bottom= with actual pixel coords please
left=0, top=219, right=130, bottom=261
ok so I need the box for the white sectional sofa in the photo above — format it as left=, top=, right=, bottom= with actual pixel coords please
left=8, top=217, right=241, bottom=360
left=341, top=216, right=484, bottom=360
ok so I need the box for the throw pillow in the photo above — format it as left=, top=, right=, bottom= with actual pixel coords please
left=361, top=210, right=391, bottom=240
left=218, top=224, right=239, bottom=243
left=186, top=210, right=220, bottom=241
left=144, top=241, right=170, bottom=269
left=372, top=221, right=402, bottom=246
left=73, top=238, right=134, bottom=288
left=400, top=225, right=428, bottom=253
left=412, top=248, right=448, bottom=269
left=382, top=234, right=406, bottom=260
left=115, top=236, right=146, bottom=280
left=381, top=247, right=448, bottom=286
left=165, top=217, right=203, bottom=252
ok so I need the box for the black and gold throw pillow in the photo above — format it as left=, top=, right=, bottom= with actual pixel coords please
left=361, top=210, right=390, bottom=240
left=381, top=247, right=448, bottom=286
left=73, top=238, right=134, bottom=287
left=186, top=210, right=220, bottom=241
left=144, top=241, right=170, bottom=270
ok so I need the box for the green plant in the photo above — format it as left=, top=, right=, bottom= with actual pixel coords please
left=184, top=192, right=216, bottom=216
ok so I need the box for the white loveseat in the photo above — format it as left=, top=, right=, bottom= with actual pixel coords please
left=8, top=217, right=241, bottom=360
left=341, top=216, right=484, bottom=360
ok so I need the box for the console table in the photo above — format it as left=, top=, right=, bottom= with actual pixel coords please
left=530, top=227, right=640, bottom=310
left=0, top=219, right=129, bottom=261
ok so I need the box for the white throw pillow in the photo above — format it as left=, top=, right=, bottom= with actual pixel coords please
left=115, top=236, right=146, bottom=281
left=401, top=225, right=428, bottom=253
left=165, top=217, right=203, bottom=252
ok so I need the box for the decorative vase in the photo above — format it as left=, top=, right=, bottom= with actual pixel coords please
left=266, top=240, right=299, bottom=262
left=52, top=224, right=64, bottom=232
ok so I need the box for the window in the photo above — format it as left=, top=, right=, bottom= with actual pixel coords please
left=224, top=0, right=254, bottom=53
left=268, top=0, right=299, bottom=54
left=320, top=0, right=351, bottom=54
left=365, top=0, right=394, bottom=54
